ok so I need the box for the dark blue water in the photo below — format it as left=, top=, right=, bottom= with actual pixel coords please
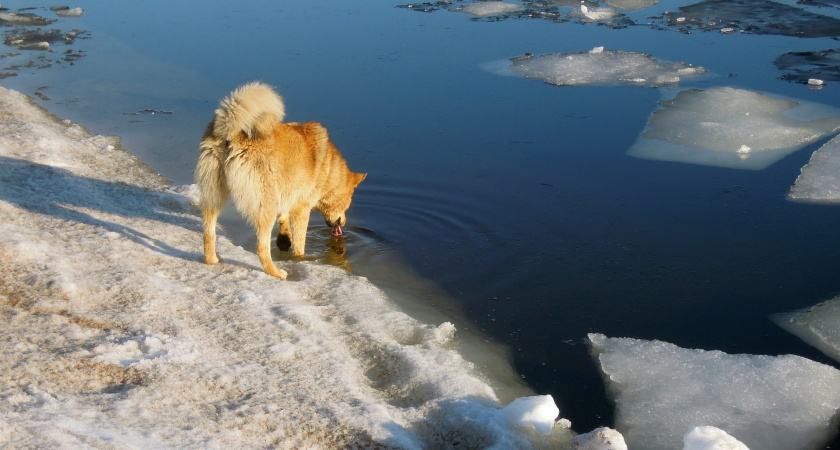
left=5, top=0, right=840, bottom=441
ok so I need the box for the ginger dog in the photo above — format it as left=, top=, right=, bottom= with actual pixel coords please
left=195, top=82, right=366, bottom=279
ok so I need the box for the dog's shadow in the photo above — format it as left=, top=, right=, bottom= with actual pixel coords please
left=0, top=155, right=206, bottom=262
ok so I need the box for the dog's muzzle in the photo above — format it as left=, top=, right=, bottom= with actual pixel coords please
left=327, top=218, right=344, bottom=236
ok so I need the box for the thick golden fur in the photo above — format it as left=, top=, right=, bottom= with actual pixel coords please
left=196, top=82, right=366, bottom=279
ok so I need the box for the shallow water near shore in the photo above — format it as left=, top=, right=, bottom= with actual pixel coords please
left=5, top=0, right=840, bottom=441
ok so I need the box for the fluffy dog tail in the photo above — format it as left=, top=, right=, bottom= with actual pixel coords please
left=213, top=81, right=286, bottom=141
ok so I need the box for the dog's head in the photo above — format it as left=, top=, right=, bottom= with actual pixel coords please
left=318, top=171, right=366, bottom=236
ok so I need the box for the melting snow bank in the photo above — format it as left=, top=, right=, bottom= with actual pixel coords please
left=588, top=333, right=840, bottom=450
left=788, top=134, right=840, bottom=203
left=508, top=47, right=705, bottom=87
left=0, top=86, right=588, bottom=447
left=628, top=87, right=840, bottom=170
left=774, top=294, right=840, bottom=365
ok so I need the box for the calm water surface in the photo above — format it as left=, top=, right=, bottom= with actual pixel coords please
left=5, top=0, right=840, bottom=439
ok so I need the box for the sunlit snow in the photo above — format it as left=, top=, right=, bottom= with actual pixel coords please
left=788, top=134, right=840, bottom=203
left=459, top=1, right=521, bottom=17
left=628, top=87, right=840, bottom=170
left=0, top=86, right=584, bottom=448
left=774, top=294, right=840, bottom=365
left=588, top=333, right=840, bottom=450
left=507, top=47, right=705, bottom=87
left=683, top=426, right=748, bottom=450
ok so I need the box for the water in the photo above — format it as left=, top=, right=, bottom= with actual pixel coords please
left=4, top=0, right=840, bottom=440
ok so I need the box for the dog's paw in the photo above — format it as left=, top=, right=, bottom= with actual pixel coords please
left=204, top=254, right=220, bottom=265
left=276, top=233, right=291, bottom=251
left=270, top=267, right=288, bottom=279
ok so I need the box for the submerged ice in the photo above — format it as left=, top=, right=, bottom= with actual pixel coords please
left=628, top=87, right=840, bottom=170
left=774, top=294, right=840, bottom=364
left=588, top=333, right=840, bottom=450
left=507, top=47, right=705, bottom=87
left=662, top=0, right=840, bottom=38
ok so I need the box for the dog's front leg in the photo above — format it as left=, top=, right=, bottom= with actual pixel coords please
left=289, top=207, right=311, bottom=257
left=276, top=213, right=292, bottom=251
left=256, top=212, right=288, bottom=279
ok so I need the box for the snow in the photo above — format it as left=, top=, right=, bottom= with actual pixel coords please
left=499, top=395, right=560, bottom=435
left=628, top=87, right=840, bottom=170
left=788, top=134, right=840, bottom=203
left=683, top=426, right=749, bottom=450
left=588, top=333, right=840, bottom=450
left=0, top=86, right=587, bottom=448
left=508, top=47, right=705, bottom=87
left=459, top=1, right=522, bottom=17
left=774, top=294, right=840, bottom=365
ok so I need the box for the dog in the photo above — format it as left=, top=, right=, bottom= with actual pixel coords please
left=195, top=82, right=366, bottom=279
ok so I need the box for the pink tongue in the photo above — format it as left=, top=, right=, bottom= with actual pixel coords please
left=332, top=225, right=342, bottom=236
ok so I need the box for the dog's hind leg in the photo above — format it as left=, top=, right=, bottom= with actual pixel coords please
left=196, top=138, right=228, bottom=265
left=289, top=207, right=311, bottom=257
left=256, top=211, right=288, bottom=279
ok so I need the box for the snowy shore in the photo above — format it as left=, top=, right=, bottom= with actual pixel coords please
left=0, top=86, right=576, bottom=447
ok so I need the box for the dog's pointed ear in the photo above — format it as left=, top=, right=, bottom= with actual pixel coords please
left=353, top=172, right=367, bottom=186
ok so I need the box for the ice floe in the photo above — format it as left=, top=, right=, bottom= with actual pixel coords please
left=660, top=0, right=840, bottom=38
left=588, top=333, right=840, bottom=450
left=628, top=87, right=840, bottom=170
left=569, top=5, right=621, bottom=22
left=507, top=47, right=705, bottom=87
left=0, top=86, right=586, bottom=447
left=459, top=1, right=522, bottom=17
left=775, top=49, right=840, bottom=85
left=788, top=134, right=840, bottom=202
left=774, top=294, right=840, bottom=364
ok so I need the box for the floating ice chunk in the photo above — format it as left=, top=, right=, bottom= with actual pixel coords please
left=808, top=78, right=824, bottom=86
left=604, top=0, right=657, bottom=12
left=588, top=333, right=840, bottom=450
left=0, top=12, right=55, bottom=26
left=459, top=1, right=521, bottom=18
left=498, top=395, right=559, bottom=435
left=684, top=426, right=749, bottom=450
left=19, top=42, right=50, bottom=51
left=56, top=7, right=83, bottom=18
left=570, top=4, right=621, bottom=22
left=773, top=294, right=840, bottom=364
left=736, top=144, right=751, bottom=159
left=628, top=87, right=840, bottom=170
left=508, top=49, right=705, bottom=87
left=788, top=134, right=840, bottom=203
left=571, top=427, right=628, bottom=449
